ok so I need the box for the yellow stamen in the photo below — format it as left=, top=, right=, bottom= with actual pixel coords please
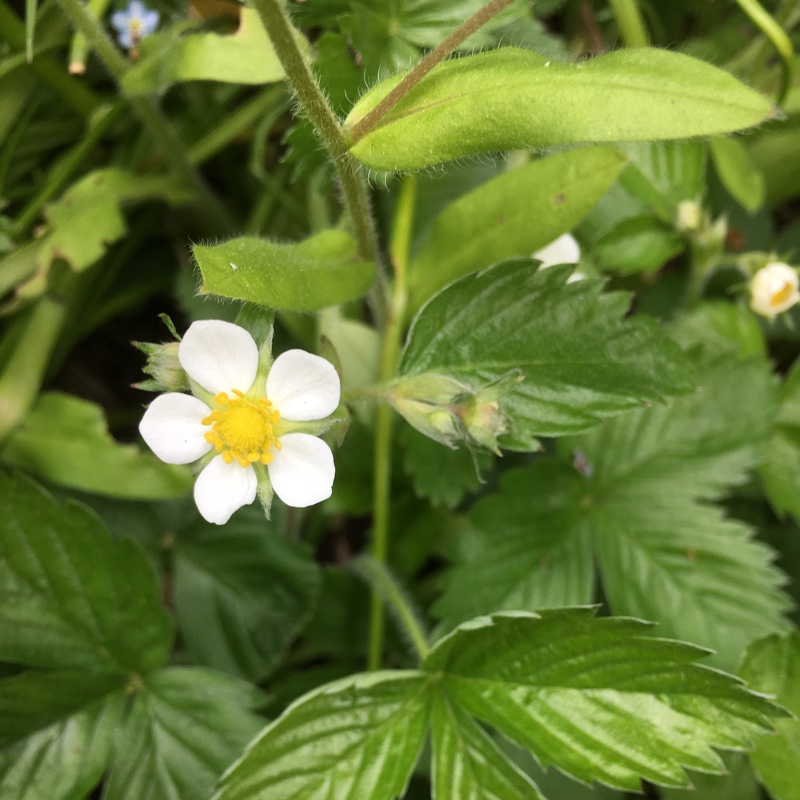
left=771, top=282, right=795, bottom=308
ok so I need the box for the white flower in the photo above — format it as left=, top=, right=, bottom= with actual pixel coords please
left=111, top=0, right=159, bottom=49
left=139, top=320, right=340, bottom=525
left=533, top=233, right=585, bottom=283
left=749, top=262, right=800, bottom=318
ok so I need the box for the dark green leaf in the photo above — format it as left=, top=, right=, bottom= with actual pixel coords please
left=425, top=610, right=783, bottom=791
left=194, top=231, right=376, bottom=311
left=104, top=667, right=264, bottom=800
left=346, top=48, right=774, bottom=170
left=214, top=672, right=433, bottom=800
left=739, top=632, right=800, bottom=800
left=407, top=147, right=626, bottom=309
left=174, top=508, right=321, bottom=682
left=400, top=260, right=692, bottom=449
left=1, top=392, right=192, bottom=499
left=0, top=472, right=173, bottom=673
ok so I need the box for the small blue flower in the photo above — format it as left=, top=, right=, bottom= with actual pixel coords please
left=111, top=0, right=159, bottom=49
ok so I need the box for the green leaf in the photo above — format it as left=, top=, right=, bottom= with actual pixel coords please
left=661, top=752, right=761, bottom=800
left=0, top=679, right=123, bottom=800
left=710, top=136, right=765, bottom=212
left=1, top=392, right=192, bottom=499
left=739, top=632, right=800, bottom=800
left=104, top=667, right=264, bottom=800
left=194, top=231, right=376, bottom=311
left=399, top=259, right=692, bottom=449
left=437, top=353, right=790, bottom=669
left=760, top=358, right=800, bottom=523
left=430, top=690, right=545, bottom=800
left=424, top=609, right=783, bottom=791
left=346, top=48, right=774, bottom=171
left=407, top=147, right=626, bottom=310
left=122, top=11, right=288, bottom=94
left=174, top=508, right=321, bottom=682
left=671, top=301, right=767, bottom=360
left=593, top=216, right=683, bottom=274
left=0, top=471, right=173, bottom=673
left=214, top=671, right=432, bottom=800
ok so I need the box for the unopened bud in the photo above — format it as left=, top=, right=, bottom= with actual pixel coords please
left=749, top=262, right=800, bottom=318
left=133, top=341, right=189, bottom=392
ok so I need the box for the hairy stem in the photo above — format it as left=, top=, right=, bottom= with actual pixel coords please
left=608, top=0, right=649, bottom=48
left=347, top=0, right=515, bottom=144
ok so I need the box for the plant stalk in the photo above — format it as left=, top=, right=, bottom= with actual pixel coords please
left=608, top=0, right=649, bottom=48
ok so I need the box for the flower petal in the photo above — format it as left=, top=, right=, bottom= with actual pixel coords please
left=179, top=320, right=259, bottom=396
left=268, top=434, right=334, bottom=507
left=533, top=233, right=581, bottom=269
left=141, top=9, right=159, bottom=32
left=110, top=10, right=129, bottom=31
left=266, top=350, right=340, bottom=421
left=139, top=393, right=212, bottom=464
left=194, top=456, right=257, bottom=525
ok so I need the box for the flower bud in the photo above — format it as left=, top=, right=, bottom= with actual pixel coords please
left=133, top=341, right=189, bottom=392
left=675, top=200, right=703, bottom=233
left=749, top=262, right=800, bottom=318
left=533, top=233, right=581, bottom=269
left=390, top=374, right=469, bottom=447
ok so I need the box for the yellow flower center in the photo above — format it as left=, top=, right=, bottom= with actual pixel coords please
left=129, top=18, right=142, bottom=39
left=202, top=390, right=281, bottom=468
left=771, top=281, right=795, bottom=308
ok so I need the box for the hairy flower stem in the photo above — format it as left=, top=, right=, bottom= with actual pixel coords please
left=608, top=0, right=649, bottom=47
left=250, top=0, right=382, bottom=304
left=347, top=0, right=515, bottom=144
left=54, top=0, right=234, bottom=233
left=368, top=176, right=417, bottom=671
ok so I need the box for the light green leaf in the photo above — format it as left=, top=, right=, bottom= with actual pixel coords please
left=710, top=136, right=765, bottom=212
left=0, top=471, right=173, bottom=673
left=671, top=301, right=767, bottom=359
left=194, top=231, right=376, bottom=311
left=346, top=48, right=774, bottom=170
left=1, top=392, right=192, bottom=499
left=104, top=667, right=264, bottom=800
left=425, top=609, right=783, bottom=791
left=214, top=672, right=432, bottom=800
left=593, top=216, right=683, bottom=274
left=122, top=10, right=288, bottom=94
left=400, top=260, right=692, bottom=449
left=174, top=508, right=321, bottom=682
left=661, top=752, right=761, bottom=800
left=739, top=632, right=800, bottom=800
left=430, top=690, right=545, bottom=800
left=407, top=147, right=626, bottom=309
left=760, top=358, right=800, bottom=523
left=0, top=678, right=123, bottom=800
left=747, top=120, right=800, bottom=205
left=437, top=354, right=790, bottom=669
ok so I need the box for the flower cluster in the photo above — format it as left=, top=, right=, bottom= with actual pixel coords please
left=749, top=262, right=800, bottom=319
left=111, top=0, right=160, bottom=49
left=139, top=320, right=340, bottom=525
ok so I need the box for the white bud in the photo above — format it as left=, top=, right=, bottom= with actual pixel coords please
left=676, top=200, right=703, bottom=232
left=533, top=233, right=581, bottom=269
left=749, top=262, right=800, bottom=318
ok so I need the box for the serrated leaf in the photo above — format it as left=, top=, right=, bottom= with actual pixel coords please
left=0, top=682, right=123, bottom=800
left=760, top=358, right=800, bottom=523
left=437, top=353, right=790, bottom=668
left=346, top=48, right=774, bottom=170
left=738, top=632, right=800, bottom=800
left=0, top=471, right=173, bottom=673
left=424, top=610, right=783, bottom=791
left=122, top=10, right=287, bottom=94
left=193, top=231, right=376, bottom=311
left=104, top=667, right=265, bottom=800
left=215, top=671, right=432, bottom=800
left=399, top=259, right=692, bottom=449
left=1, top=392, right=192, bottom=499
left=174, top=508, right=321, bottom=682
left=407, top=147, right=626, bottom=309
left=430, top=690, right=545, bottom=800
left=710, top=136, right=765, bottom=212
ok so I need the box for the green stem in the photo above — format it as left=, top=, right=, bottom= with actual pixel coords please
left=347, top=0, right=515, bottom=144
left=68, top=0, right=111, bottom=73
left=608, top=0, right=649, bottom=48
left=367, top=176, right=417, bottom=671
left=0, top=294, right=68, bottom=444
left=249, top=0, right=380, bottom=274
left=354, top=555, right=429, bottom=662
left=54, top=0, right=234, bottom=233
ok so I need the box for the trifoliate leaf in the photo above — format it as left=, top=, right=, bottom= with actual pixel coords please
left=739, top=632, right=800, bottom=800
left=104, top=667, right=264, bottom=800
left=0, top=471, right=173, bottom=673
left=346, top=48, right=774, bottom=171
left=424, top=610, right=784, bottom=791
left=399, top=259, right=692, bottom=449
left=436, top=353, right=790, bottom=669
left=1, top=392, right=192, bottom=499
left=214, top=672, right=433, bottom=800
left=174, top=508, right=321, bottom=682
